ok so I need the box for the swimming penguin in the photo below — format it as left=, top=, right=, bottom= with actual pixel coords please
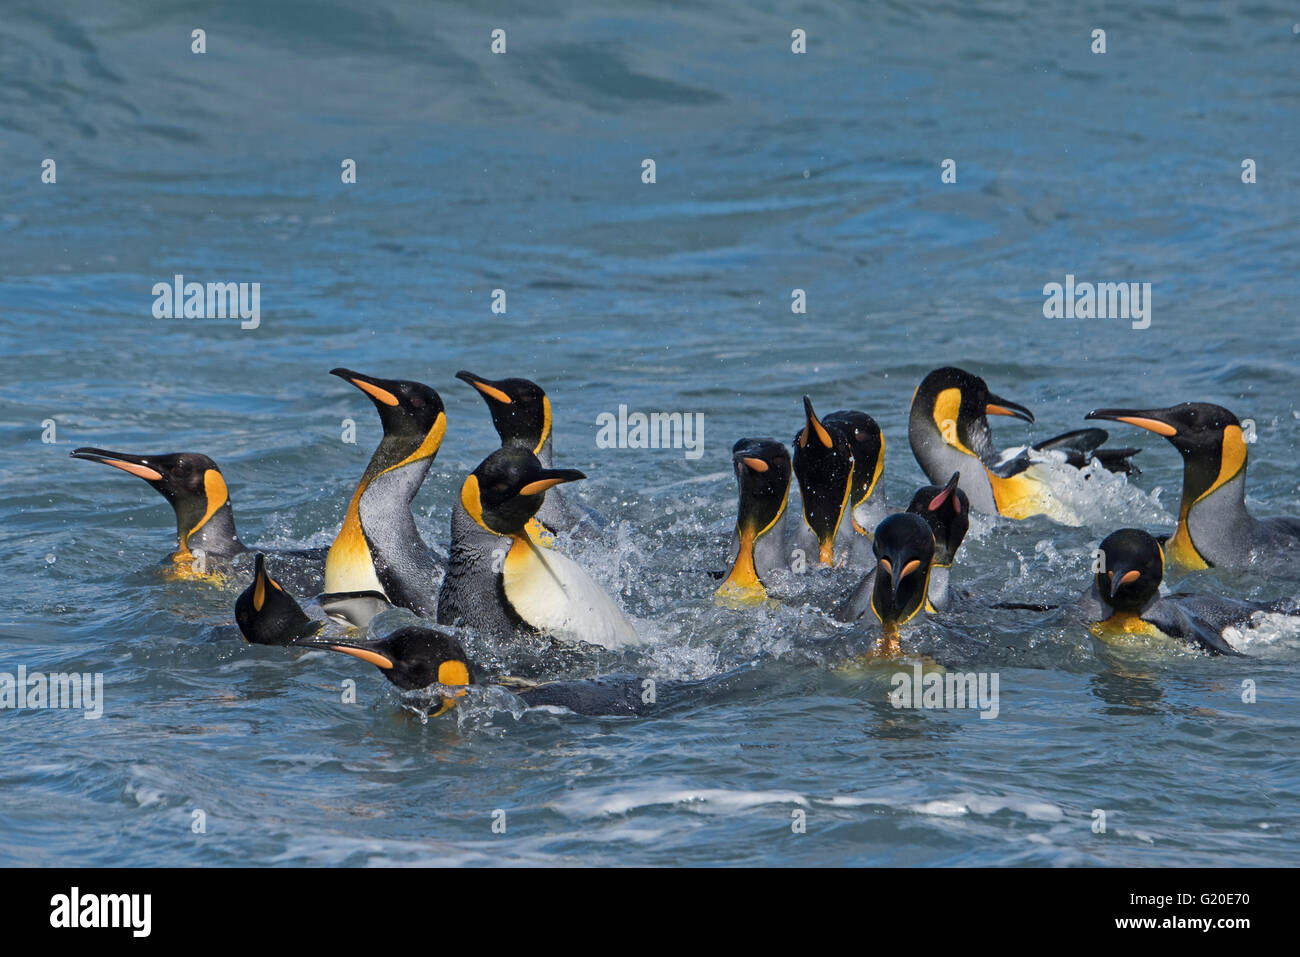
left=437, top=447, right=641, bottom=650
left=1078, top=528, right=1296, bottom=655
left=792, top=397, right=869, bottom=566
left=835, top=472, right=969, bottom=622
left=822, top=410, right=888, bottom=535
left=908, top=367, right=1139, bottom=522
left=324, top=369, right=447, bottom=619
left=299, top=626, right=474, bottom=717
left=305, top=627, right=663, bottom=717
left=714, top=438, right=792, bottom=606
left=70, top=448, right=244, bottom=574
left=454, top=370, right=596, bottom=535
left=861, top=511, right=936, bottom=654
left=69, top=447, right=325, bottom=589
left=235, top=553, right=391, bottom=646
left=1086, top=403, right=1300, bottom=572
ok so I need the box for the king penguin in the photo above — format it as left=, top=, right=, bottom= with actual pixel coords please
left=1076, top=528, right=1297, bottom=655
left=714, top=438, right=792, bottom=606
left=324, top=369, right=447, bottom=619
left=792, top=397, right=872, bottom=566
left=70, top=449, right=243, bottom=573
left=822, top=409, right=888, bottom=536
left=1086, top=403, right=1300, bottom=572
left=291, top=627, right=661, bottom=717
left=909, top=367, right=1138, bottom=522
left=862, top=511, right=937, bottom=655
left=236, top=552, right=391, bottom=646
left=436, top=447, right=641, bottom=650
left=835, top=472, right=969, bottom=622
left=455, top=370, right=598, bottom=535
left=69, top=447, right=325, bottom=590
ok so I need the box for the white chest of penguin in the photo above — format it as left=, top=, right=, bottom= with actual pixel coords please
left=502, top=536, right=641, bottom=650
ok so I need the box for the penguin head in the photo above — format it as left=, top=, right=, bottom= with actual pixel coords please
left=793, top=396, right=854, bottom=565
left=906, top=472, right=969, bottom=565
left=911, top=366, right=1034, bottom=463
left=331, top=368, right=446, bottom=463
left=1086, top=402, right=1246, bottom=501
left=456, top=370, right=552, bottom=455
left=822, top=410, right=884, bottom=508
left=731, top=438, right=792, bottom=537
left=870, top=512, right=936, bottom=634
left=1095, top=528, right=1164, bottom=614
left=235, top=554, right=322, bottom=646
left=461, top=446, right=586, bottom=536
left=70, top=447, right=237, bottom=552
left=305, top=626, right=474, bottom=714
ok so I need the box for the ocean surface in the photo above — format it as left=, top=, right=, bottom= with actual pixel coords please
left=2, top=0, right=1298, bottom=866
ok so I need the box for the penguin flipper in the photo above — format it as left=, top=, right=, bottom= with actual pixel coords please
left=832, top=568, right=876, bottom=622
left=1032, top=429, right=1141, bottom=475
left=318, top=590, right=393, bottom=629
left=1145, top=600, right=1246, bottom=657
left=988, top=449, right=1033, bottom=479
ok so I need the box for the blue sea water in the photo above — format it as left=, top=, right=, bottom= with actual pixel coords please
left=1, top=0, right=1299, bottom=866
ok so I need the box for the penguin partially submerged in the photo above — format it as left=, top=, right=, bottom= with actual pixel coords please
left=909, top=367, right=1139, bottom=522
left=455, top=370, right=600, bottom=536
left=714, top=438, right=793, bottom=606
left=1077, top=528, right=1296, bottom=655
left=835, top=472, right=969, bottom=623
left=861, top=511, right=937, bottom=654
left=323, top=369, right=447, bottom=620
left=436, top=447, right=641, bottom=650
left=792, top=396, right=873, bottom=567
left=69, top=447, right=325, bottom=590
left=235, top=553, right=390, bottom=646
left=1087, top=402, right=1300, bottom=572
left=236, top=562, right=653, bottom=718
left=823, top=409, right=888, bottom=537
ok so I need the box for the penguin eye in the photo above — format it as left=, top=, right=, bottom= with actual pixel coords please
left=855, top=429, right=865, bottom=440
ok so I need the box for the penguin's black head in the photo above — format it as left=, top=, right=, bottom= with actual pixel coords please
left=911, top=366, right=1034, bottom=461
left=235, top=554, right=322, bottom=646
left=822, top=410, right=884, bottom=507
left=793, top=396, right=854, bottom=565
left=906, top=472, right=969, bottom=565
left=456, top=370, right=551, bottom=454
left=1095, top=528, right=1164, bottom=614
left=870, top=512, right=935, bottom=635
left=462, top=446, right=585, bottom=536
left=1086, top=402, right=1245, bottom=501
left=71, top=447, right=233, bottom=547
left=731, top=438, right=791, bottom=536
left=306, top=626, right=474, bottom=714
left=331, top=368, right=446, bottom=453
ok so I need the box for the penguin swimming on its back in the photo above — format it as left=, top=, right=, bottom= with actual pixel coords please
left=436, top=446, right=641, bottom=650
left=455, top=370, right=599, bottom=536
left=1078, top=528, right=1296, bottom=655
left=909, top=367, right=1139, bottom=523
left=324, top=369, right=447, bottom=620
left=1087, top=402, right=1300, bottom=572
left=714, top=438, right=793, bottom=607
left=69, top=447, right=325, bottom=591
left=235, top=552, right=391, bottom=646
left=236, top=558, right=651, bottom=717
